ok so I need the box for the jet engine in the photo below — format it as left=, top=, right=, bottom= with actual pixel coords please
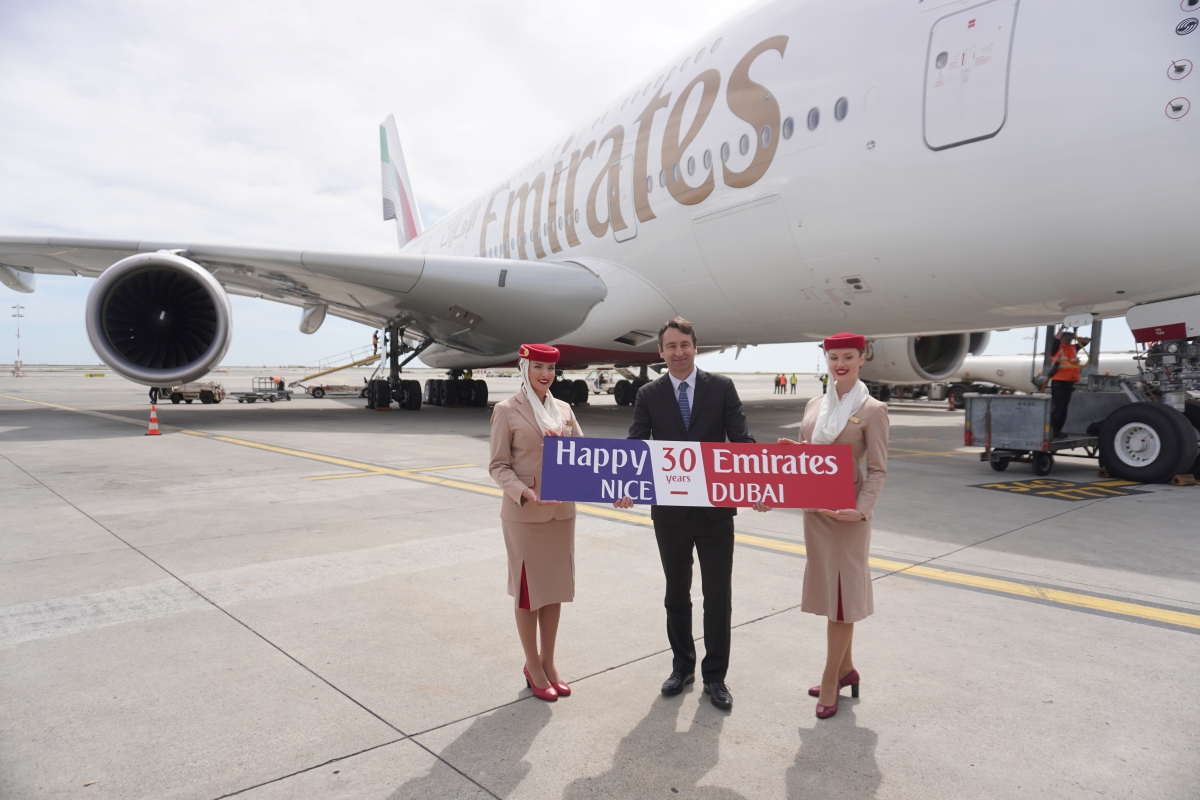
left=858, top=333, right=972, bottom=384
left=85, top=252, right=233, bottom=386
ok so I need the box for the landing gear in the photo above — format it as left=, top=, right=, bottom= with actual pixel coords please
left=572, top=379, right=589, bottom=405
left=614, top=380, right=634, bottom=406
left=614, top=367, right=652, bottom=407
left=365, top=379, right=391, bottom=409
left=1099, top=402, right=1197, bottom=484
left=366, top=324, right=427, bottom=411
left=423, top=375, right=488, bottom=408
left=1183, top=401, right=1200, bottom=477
left=549, top=373, right=589, bottom=406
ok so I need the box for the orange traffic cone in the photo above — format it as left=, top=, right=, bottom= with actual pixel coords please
left=146, top=404, right=161, bottom=436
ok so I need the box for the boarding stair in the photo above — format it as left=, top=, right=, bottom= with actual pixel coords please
left=289, top=345, right=381, bottom=387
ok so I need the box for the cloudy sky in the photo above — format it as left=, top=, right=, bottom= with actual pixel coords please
left=0, top=0, right=1131, bottom=372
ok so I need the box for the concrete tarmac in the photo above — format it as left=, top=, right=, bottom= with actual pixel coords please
left=2, top=368, right=1198, bottom=799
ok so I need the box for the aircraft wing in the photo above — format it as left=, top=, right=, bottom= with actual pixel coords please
left=0, top=236, right=607, bottom=357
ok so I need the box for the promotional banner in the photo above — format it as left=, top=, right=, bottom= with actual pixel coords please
left=540, top=437, right=856, bottom=509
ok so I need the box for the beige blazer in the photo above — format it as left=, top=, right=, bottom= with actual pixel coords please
left=489, top=392, right=584, bottom=523
left=800, top=394, right=889, bottom=519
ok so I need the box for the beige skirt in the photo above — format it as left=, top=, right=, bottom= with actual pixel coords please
left=801, top=511, right=874, bottom=623
left=502, top=517, right=575, bottom=611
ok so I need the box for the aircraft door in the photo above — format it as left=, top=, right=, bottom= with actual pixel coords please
left=611, top=156, right=637, bottom=243
left=923, top=0, right=1019, bottom=150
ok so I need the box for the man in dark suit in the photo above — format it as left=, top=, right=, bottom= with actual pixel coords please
left=615, top=316, right=758, bottom=710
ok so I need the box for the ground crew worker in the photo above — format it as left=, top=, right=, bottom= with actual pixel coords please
left=820, top=373, right=829, bottom=395
left=1049, top=329, right=1086, bottom=438
left=790, top=373, right=798, bottom=394
left=372, top=331, right=379, bottom=355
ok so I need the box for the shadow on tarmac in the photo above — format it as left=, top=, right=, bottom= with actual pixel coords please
left=389, top=701, right=552, bottom=799
left=561, top=691, right=744, bottom=800
left=786, top=702, right=881, bottom=799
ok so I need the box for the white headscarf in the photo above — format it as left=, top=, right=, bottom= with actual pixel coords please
left=811, top=379, right=870, bottom=444
left=519, top=358, right=566, bottom=436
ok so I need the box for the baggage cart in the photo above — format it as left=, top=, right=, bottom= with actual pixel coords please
left=964, top=392, right=1130, bottom=476
left=231, top=377, right=293, bottom=403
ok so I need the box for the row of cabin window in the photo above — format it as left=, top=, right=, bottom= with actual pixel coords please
left=481, top=98, right=849, bottom=257
left=483, top=210, right=584, bottom=257
left=650, top=99, right=848, bottom=192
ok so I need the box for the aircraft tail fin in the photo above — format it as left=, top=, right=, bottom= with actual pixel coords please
left=380, top=114, right=423, bottom=247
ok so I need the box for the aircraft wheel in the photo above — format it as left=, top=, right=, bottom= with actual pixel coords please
left=614, top=379, right=633, bottom=406
left=1099, top=402, right=1196, bottom=483
left=405, top=380, right=423, bottom=410
left=312, top=388, right=325, bottom=399
left=1182, top=401, right=1200, bottom=476
left=1031, top=452, right=1053, bottom=476
left=572, top=379, right=589, bottom=405
left=473, top=379, right=488, bottom=408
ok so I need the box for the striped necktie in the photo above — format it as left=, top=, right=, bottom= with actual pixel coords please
left=677, top=381, right=691, bottom=429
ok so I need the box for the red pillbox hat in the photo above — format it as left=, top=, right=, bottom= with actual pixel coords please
left=518, top=343, right=561, bottom=363
left=822, top=332, right=866, bottom=351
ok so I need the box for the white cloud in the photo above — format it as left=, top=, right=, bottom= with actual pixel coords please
left=0, top=0, right=767, bottom=365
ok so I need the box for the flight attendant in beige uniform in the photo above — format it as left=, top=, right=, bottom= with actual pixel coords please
left=779, top=332, right=889, bottom=719
left=489, top=344, right=583, bottom=702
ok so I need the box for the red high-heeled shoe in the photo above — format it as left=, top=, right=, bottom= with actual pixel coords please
left=551, top=680, right=571, bottom=697
left=815, top=696, right=839, bottom=719
left=808, top=669, right=860, bottom=698
left=524, top=666, right=558, bottom=702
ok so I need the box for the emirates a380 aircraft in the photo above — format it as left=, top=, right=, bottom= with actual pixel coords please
left=2, top=0, right=1198, bottom=446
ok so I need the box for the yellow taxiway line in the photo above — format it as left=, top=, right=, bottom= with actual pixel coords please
left=4, top=393, right=1198, bottom=631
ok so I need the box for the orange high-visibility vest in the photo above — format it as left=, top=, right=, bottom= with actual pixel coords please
left=1052, top=344, right=1080, bottom=383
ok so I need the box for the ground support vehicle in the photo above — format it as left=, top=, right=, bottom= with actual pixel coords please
left=230, top=377, right=293, bottom=404
left=164, top=382, right=226, bottom=405
left=966, top=381, right=1199, bottom=482
left=586, top=370, right=616, bottom=395
left=300, top=382, right=361, bottom=399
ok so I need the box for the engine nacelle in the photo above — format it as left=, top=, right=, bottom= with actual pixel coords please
left=85, top=252, right=233, bottom=386
left=858, top=333, right=972, bottom=384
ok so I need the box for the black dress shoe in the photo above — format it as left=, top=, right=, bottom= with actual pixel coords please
left=661, top=670, right=695, bottom=696
left=704, top=682, right=733, bottom=710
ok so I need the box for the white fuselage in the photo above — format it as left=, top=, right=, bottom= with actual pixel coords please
left=415, top=0, right=1199, bottom=368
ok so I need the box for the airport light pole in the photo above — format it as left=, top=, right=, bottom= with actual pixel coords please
left=11, top=303, right=25, bottom=377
